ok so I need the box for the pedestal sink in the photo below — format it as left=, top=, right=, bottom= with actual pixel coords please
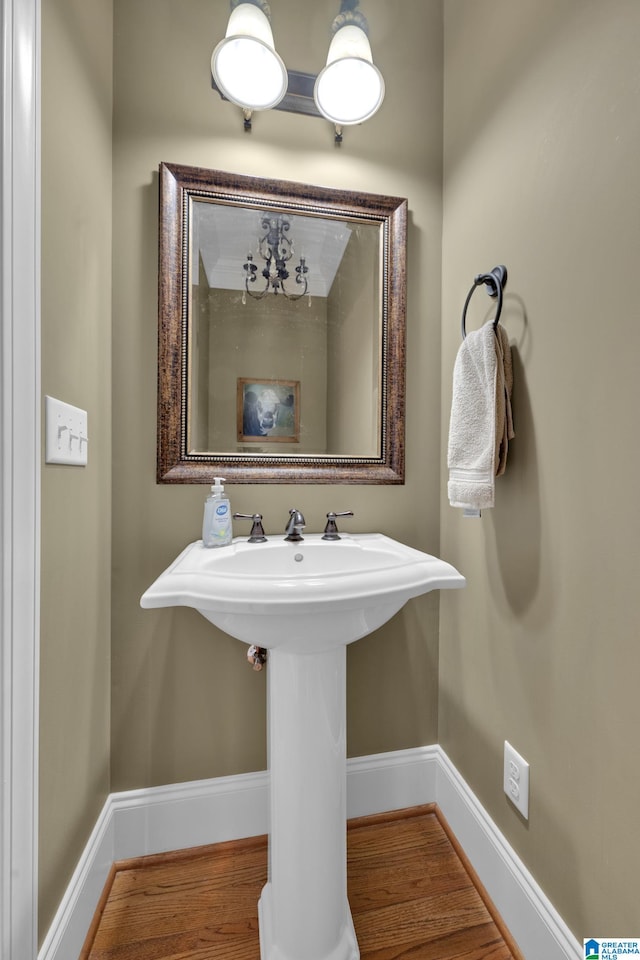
left=141, top=533, right=464, bottom=960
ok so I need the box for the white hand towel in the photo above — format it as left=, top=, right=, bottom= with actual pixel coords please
left=447, top=320, right=514, bottom=510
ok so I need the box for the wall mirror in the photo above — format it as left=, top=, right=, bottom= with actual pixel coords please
left=157, top=162, right=407, bottom=483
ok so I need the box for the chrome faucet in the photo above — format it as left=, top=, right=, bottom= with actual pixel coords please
left=284, top=508, right=305, bottom=542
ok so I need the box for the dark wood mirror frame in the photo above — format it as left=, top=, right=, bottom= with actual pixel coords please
left=157, top=162, right=407, bottom=484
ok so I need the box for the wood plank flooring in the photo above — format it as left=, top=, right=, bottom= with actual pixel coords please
left=82, top=805, right=524, bottom=960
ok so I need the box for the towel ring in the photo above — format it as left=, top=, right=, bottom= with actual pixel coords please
left=461, top=265, right=507, bottom=339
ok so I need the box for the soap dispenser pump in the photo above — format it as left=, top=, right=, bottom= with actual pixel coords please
left=202, top=477, right=232, bottom=548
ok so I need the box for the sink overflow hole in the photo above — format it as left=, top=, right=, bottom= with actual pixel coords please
left=294, top=553, right=304, bottom=562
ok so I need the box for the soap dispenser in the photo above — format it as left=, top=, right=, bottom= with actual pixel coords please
left=202, top=477, right=232, bottom=548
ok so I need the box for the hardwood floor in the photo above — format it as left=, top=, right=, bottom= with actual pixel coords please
left=82, top=805, right=524, bottom=960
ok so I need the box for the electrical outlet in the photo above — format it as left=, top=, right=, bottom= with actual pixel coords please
left=503, top=741, right=529, bottom=819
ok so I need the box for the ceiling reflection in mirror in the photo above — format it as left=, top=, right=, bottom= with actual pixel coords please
left=158, top=164, right=407, bottom=483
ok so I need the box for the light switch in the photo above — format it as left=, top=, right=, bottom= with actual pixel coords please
left=45, top=396, right=88, bottom=466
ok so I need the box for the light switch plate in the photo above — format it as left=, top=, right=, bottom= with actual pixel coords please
left=45, top=396, right=88, bottom=466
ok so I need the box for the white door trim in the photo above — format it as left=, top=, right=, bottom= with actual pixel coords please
left=0, top=1, right=41, bottom=958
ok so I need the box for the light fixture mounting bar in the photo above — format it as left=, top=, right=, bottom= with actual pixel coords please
left=212, top=69, right=323, bottom=119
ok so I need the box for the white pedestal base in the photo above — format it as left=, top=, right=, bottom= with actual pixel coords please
left=259, top=882, right=359, bottom=960
left=260, top=644, right=360, bottom=960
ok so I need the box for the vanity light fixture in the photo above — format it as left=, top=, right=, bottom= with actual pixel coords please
left=314, top=0, right=385, bottom=127
left=210, top=0, right=385, bottom=142
left=211, top=0, right=288, bottom=116
left=242, top=214, right=310, bottom=302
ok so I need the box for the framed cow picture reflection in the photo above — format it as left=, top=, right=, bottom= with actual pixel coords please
left=237, top=378, right=300, bottom=443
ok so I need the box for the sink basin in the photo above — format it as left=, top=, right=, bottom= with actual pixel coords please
left=140, top=533, right=465, bottom=651
left=141, top=532, right=464, bottom=960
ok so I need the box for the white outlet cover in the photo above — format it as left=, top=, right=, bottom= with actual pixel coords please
left=45, top=396, right=88, bottom=466
left=504, top=740, right=530, bottom=819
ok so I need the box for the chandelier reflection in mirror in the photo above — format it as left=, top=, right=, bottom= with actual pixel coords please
left=242, top=214, right=310, bottom=302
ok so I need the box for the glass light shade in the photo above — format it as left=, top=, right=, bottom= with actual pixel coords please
left=211, top=3, right=288, bottom=111
left=314, top=24, right=385, bottom=125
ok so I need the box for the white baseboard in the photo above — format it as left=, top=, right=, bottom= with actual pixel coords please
left=110, top=769, right=271, bottom=861
left=37, top=802, right=116, bottom=960
left=346, top=744, right=439, bottom=819
left=38, top=746, right=581, bottom=960
left=434, top=748, right=581, bottom=960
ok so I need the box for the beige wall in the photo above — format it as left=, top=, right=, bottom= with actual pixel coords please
left=190, top=257, right=211, bottom=449
left=110, top=0, right=444, bottom=790
left=39, top=0, right=640, bottom=944
left=441, top=0, right=640, bottom=936
left=39, top=0, right=113, bottom=937
left=327, top=225, right=380, bottom=455
left=204, top=289, right=328, bottom=454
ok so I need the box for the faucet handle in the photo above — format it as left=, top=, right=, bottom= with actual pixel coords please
left=322, top=511, right=354, bottom=541
left=233, top=513, right=267, bottom=543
